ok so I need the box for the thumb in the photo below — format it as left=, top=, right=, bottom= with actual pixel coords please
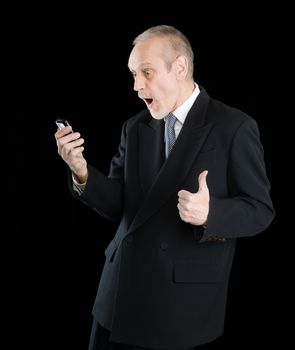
left=197, top=170, right=209, bottom=193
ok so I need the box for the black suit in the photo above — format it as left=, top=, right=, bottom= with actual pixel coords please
left=71, top=88, right=274, bottom=349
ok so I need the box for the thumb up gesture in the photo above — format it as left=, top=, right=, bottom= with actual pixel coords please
left=177, top=170, right=210, bottom=226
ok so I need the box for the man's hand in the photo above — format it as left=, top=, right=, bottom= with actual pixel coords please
left=55, top=125, right=88, bottom=183
left=177, top=170, right=210, bottom=226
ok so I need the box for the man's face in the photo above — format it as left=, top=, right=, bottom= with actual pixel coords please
left=128, top=37, right=180, bottom=119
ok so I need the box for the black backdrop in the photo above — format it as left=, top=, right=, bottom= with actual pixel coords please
left=5, top=1, right=274, bottom=349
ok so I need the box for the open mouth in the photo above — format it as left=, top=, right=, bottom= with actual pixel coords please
left=144, top=98, right=153, bottom=107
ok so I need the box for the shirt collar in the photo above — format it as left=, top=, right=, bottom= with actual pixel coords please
left=172, top=83, right=200, bottom=125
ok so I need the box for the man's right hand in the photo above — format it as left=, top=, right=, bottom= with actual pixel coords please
left=55, top=125, right=88, bottom=183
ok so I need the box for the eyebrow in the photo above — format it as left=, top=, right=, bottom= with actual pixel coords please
left=128, top=62, right=154, bottom=71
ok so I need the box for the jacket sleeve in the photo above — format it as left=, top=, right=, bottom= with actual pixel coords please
left=200, top=118, right=275, bottom=241
left=69, top=121, right=127, bottom=221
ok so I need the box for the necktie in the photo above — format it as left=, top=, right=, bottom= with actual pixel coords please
left=165, top=112, right=177, bottom=158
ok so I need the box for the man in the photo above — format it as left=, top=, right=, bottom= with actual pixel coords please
left=55, top=25, right=274, bottom=350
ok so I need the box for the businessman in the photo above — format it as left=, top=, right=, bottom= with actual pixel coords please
left=55, top=25, right=275, bottom=350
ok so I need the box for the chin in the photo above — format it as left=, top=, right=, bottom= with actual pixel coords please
left=150, top=111, right=166, bottom=120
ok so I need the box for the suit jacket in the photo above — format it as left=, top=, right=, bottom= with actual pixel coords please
left=70, top=88, right=274, bottom=349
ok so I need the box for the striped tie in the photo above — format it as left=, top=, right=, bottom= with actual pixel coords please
left=165, top=112, right=177, bottom=158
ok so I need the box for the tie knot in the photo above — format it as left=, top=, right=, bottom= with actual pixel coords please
left=166, top=113, right=177, bottom=128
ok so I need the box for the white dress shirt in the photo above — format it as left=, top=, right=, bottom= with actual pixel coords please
left=165, top=83, right=200, bottom=138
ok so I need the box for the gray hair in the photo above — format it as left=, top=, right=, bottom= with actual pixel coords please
left=133, top=25, right=194, bottom=79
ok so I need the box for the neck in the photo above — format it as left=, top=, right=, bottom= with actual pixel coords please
left=174, top=80, right=196, bottom=109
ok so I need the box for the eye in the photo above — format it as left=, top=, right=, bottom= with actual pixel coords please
left=143, top=69, right=153, bottom=78
left=130, top=71, right=136, bottom=79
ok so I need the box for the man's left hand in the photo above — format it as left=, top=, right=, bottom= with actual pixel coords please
left=177, top=170, right=210, bottom=226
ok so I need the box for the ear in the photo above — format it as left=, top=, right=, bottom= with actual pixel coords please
left=173, top=55, right=188, bottom=80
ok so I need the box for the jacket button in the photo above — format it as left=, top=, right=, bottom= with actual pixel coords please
left=160, top=242, right=168, bottom=251
left=126, top=235, right=133, bottom=244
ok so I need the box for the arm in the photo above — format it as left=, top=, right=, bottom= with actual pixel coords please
left=71, top=121, right=127, bottom=221
left=55, top=121, right=127, bottom=221
left=200, top=118, right=275, bottom=241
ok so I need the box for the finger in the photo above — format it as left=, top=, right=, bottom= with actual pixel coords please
left=178, top=197, right=193, bottom=209
left=70, top=146, right=85, bottom=157
left=178, top=209, right=192, bottom=224
left=63, top=132, right=81, bottom=143
left=177, top=202, right=185, bottom=212
left=178, top=197, right=186, bottom=206
left=62, top=139, right=84, bottom=157
left=177, top=203, right=185, bottom=218
left=57, top=133, right=82, bottom=150
left=70, top=137, right=84, bottom=148
left=56, top=125, right=73, bottom=137
left=198, top=170, right=208, bottom=192
left=178, top=189, right=193, bottom=199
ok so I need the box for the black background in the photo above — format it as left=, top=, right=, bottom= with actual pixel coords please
left=5, top=1, right=275, bottom=349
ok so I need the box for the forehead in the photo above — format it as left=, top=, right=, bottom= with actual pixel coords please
left=128, top=37, right=169, bottom=71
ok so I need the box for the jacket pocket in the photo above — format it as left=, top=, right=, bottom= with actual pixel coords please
left=173, top=260, right=222, bottom=284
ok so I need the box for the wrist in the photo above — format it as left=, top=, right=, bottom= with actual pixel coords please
left=74, top=169, right=88, bottom=184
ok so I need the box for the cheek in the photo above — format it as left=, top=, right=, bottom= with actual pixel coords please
left=156, top=80, right=177, bottom=105
left=165, top=89, right=179, bottom=110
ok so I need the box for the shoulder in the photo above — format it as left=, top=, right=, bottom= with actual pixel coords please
left=207, top=95, right=257, bottom=132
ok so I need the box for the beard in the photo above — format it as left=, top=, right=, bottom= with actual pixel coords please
left=140, top=96, right=169, bottom=120
left=149, top=107, right=168, bottom=120
left=150, top=113, right=165, bottom=120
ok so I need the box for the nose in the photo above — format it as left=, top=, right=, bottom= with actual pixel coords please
left=133, top=74, right=145, bottom=91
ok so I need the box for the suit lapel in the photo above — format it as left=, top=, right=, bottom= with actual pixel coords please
left=138, top=118, right=165, bottom=194
left=128, top=89, right=213, bottom=235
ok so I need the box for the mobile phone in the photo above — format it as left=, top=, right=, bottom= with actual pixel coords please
left=55, top=118, right=70, bottom=130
